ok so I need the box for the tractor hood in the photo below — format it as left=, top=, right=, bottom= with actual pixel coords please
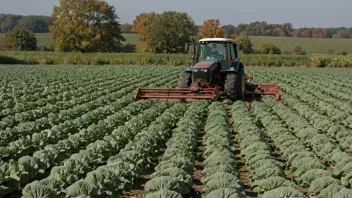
left=193, top=59, right=217, bottom=69
left=192, top=60, right=218, bottom=84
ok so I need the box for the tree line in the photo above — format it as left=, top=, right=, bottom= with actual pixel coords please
left=0, top=14, right=53, bottom=33
left=0, top=0, right=349, bottom=54
left=125, top=21, right=352, bottom=39
left=1, top=13, right=352, bottom=39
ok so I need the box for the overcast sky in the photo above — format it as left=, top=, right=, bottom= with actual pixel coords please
left=0, top=0, right=351, bottom=28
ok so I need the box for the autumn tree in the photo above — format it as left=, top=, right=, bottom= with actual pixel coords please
left=4, top=26, right=37, bottom=51
left=132, top=12, right=158, bottom=52
left=235, top=31, right=253, bottom=54
left=133, top=11, right=194, bottom=53
left=197, top=19, right=224, bottom=39
left=49, top=0, right=125, bottom=53
left=312, top=28, right=327, bottom=38
left=273, top=27, right=286, bottom=37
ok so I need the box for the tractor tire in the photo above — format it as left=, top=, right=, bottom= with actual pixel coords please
left=224, top=73, right=237, bottom=100
left=236, top=68, right=245, bottom=100
left=178, top=71, right=192, bottom=88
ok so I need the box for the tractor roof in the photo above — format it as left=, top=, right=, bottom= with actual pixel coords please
left=199, top=38, right=235, bottom=43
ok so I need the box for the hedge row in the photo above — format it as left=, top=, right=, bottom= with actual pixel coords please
left=1, top=51, right=352, bottom=67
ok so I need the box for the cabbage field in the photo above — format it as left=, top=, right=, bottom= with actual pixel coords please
left=0, top=65, right=352, bottom=198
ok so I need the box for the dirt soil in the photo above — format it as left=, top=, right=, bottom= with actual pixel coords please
left=226, top=104, right=259, bottom=198
left=189, top=116, right=207, bottom=198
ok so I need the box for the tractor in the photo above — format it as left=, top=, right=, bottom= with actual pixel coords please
left=135, top=38, right=279, bottom=102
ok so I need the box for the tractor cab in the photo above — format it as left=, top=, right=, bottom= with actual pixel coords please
left=196, top=38, right=238, bottom=70
left=185, top=38, right=241, bottom=71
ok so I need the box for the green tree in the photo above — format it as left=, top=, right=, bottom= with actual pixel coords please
left=49, top=0, right=125, bottom=53
left=4, top=26, right=37, bottom=51
left=148, top=11, right=194, bottom=53
left=222, top=24, right=236, bottom=36
left=258, top=43, right=281, bottom=54
left=235, top=31, right=253, bottom=54
left=133, top=11, right=194, bottom=53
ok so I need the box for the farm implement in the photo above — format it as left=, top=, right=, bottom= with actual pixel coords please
left=135, top=38, right=280, bottom=102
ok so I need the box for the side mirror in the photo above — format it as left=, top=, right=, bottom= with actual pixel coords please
left=238, top=43, right=243, bottom=51
left=185, top=43, right=189, bottom=52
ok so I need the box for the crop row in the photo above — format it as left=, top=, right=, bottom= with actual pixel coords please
left=247, top=68, right=352, bottom=128
left=21, top=101, right=178, bottom=197
left=1, top=98, right=157, bottom=196
left=252, top=98, right=352, bottom=197
left=0, top=76, right=179, bottom=196
left=0, top=69, right=143, bottom=118
left=141, top=101, right=209, bottom=197
left=280, top=83, right=352, bottom=126
left=231, top=101, right=303, bottom=197
left=0, top=72, right=121, bottom=105
left=276, top=94, right=352, bottom=151
left=0, top=70, right=163, bottom=129
left=200, top=102, right=245, bottom=197
left=0, top=73, right=178, bottom=156
left=0, top=66, right=153, bottom=107
left=277, top=76, right=352, bottom=115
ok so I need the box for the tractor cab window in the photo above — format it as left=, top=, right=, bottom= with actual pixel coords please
left=198, top=42, right=226, bottom=62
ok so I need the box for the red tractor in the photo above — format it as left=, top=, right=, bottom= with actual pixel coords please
left=136, top=38, right=279, bottom=102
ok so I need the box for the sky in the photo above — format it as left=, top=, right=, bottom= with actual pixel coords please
left=0, top=0, right=351, bottom=28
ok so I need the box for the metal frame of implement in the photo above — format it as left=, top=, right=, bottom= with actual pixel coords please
left=135, top=79, right=280, bottom=102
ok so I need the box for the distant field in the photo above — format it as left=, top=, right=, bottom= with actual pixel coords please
left=249, top=36, right=352, bottom=55
left=1, top=33, right=352, bottom=54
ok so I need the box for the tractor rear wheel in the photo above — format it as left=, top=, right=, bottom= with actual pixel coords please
left=236, top=68, right=245, bottom=100
left=224, top=73, right=237, bottom=100
left=178, top=71, right=192, bottom=88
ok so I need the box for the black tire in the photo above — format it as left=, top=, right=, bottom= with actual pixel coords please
left=224, top=73, right=237, bottom=100
left=236, top=68, right=245, bottom=100
left=178, top=71, right=192, bottom=88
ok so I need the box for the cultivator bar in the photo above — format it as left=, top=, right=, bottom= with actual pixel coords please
left=135, top=79, right=220, bottom=102
left=245, top=83, right=280, bottom=101
left=135, top=77, right=280, bottom=102
left=135, top=87, right=220, bottom=102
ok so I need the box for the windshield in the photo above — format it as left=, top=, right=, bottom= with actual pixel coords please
left=197, top=42, right=226, bottom=61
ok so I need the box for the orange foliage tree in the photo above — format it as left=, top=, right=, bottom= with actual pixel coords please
left=312, top=28, right=327, bottom=38
left=197, top=19, right=224, bottom=39
left=132, top=12, right=157, bottom=41
left=132, top=12, right=158, bottom=52
left=273, top=27, right=286, bottom=37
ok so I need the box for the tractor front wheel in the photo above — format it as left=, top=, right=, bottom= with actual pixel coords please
left=224, top=73, right=237, bottom=100
left=178, top=71, right=192, bottom=88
